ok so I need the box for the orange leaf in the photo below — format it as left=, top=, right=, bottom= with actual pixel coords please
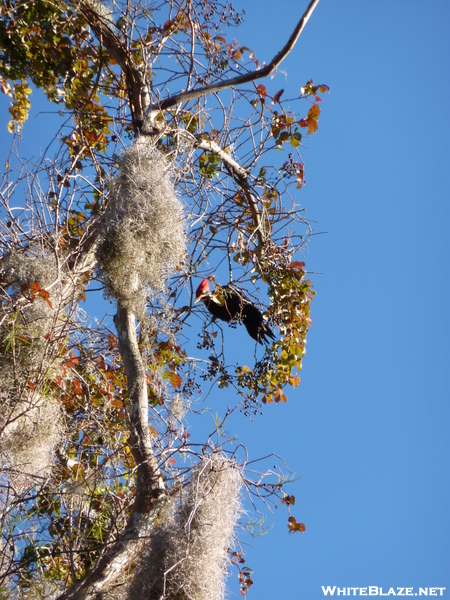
left=307, top=104, right=321, bottom=120
left=169, top=371, right=182, bottom=390
left=288, top=516, right=306, bottom=534
left=288, top=261, right=305, bottom=271
left=112, top=398, right=123, bottom=409
left=38, top=288, right=52, bottom=309
left=307, top=119, right=318, bottom=135
left=289, top=375, right=301, bottom=388
left=273, top=388, right=287, bottom=403
left=256, top=84, right=267, bottom=98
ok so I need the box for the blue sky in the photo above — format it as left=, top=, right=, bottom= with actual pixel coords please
left=1, top=0, right=449, bottom=598
left=219, top=0, right=449, bottom=597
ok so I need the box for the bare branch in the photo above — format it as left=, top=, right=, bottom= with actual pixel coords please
left=196, top=138, right=267, bottom=260
left=145, top=0, right=320, bottom=119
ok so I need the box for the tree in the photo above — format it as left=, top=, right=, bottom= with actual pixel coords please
left=0, top=0, right=326, bottom=597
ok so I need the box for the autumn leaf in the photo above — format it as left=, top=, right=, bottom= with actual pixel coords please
left=289, top=375, right=301, bottom=387
left=272, top=89, right=284, bottom=104
left=288, top=261, right=305, bottom=271
left=169, top=371, right=182, bottom=390
left=307, top=120, right=318, bottom=135
left=256, top=84, right=267, bottom=98
left=281, top=494, right=295, bottom=506
left=308, top=104, right=321, bottom=119
left=307, top=103, right=320, bottom=134
left=240, top=45, right=255, bottom=59
left=38, top=288, right=53, bottom=308
left=273, top=388, right=287, bottom=403
left=288, top=516, right=306, bottom=534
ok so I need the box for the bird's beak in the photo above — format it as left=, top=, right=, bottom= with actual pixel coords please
left=194, top=295, right=204, bottom=304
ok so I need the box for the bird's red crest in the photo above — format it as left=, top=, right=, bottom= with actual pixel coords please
left=195, top=279, right=210, bottom=298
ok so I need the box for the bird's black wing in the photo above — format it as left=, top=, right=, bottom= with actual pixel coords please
left=241, top=302, right=275, bottom=344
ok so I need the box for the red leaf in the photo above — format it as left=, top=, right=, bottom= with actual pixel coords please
left=256, top=84, right=267, bottom=98
left=272, top=89, right=284, bottom=104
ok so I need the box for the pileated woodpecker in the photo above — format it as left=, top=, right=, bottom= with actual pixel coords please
left=194, top=279, right=275, bottom=345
